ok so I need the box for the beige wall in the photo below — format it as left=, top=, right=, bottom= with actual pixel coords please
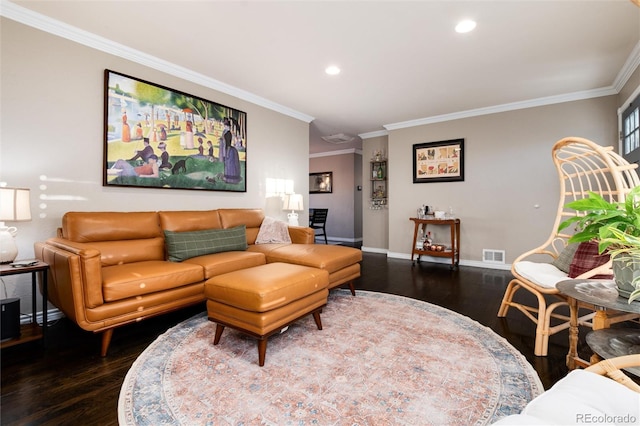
left=309, top=151, right=362, bottom=242
left=362, top=136, right=389, bottom=251
left=0, top=19, right=309, bottom=307
left=363, top=96, right=623, bottom=268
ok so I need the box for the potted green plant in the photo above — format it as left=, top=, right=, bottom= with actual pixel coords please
left=558, top=185, right=640, bottom=303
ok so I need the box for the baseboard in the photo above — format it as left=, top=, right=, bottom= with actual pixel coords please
left=317, top=236, right=363, bottom=243
left=20, top=307, right=64, bottom=326
left=381, top=251, right=512, bottom=271
left=361, top=246, right=389, bottom=254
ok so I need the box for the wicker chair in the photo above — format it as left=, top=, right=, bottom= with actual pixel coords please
left=585, top=354, right=640, bottom=392
left=493, top=354, right=640, bottom=425
left=498, top=137, right=640, bottom=356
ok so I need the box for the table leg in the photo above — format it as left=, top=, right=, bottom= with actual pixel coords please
left=411, top=222, right=419, bottom=264
left=566, top=296, right=579, bottom=370
left=41, top=269, right=48, bottom=345
left=592, top=308, right=609, bottom=330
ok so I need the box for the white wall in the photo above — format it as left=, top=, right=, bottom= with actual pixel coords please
left=0, top=19, right=310, bottom=312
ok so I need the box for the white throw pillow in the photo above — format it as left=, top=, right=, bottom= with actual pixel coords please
left=255, top=216, right=292, bottom=244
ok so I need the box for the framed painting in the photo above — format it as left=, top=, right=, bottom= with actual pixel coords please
left=309, top=172, right=333, bottom=193
left=103, top=69, right=247, bottom=192
left=413, top=139, right=464, bottom=183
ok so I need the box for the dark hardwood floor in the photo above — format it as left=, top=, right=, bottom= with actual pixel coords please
left=1, top=251, right=597, bottom=425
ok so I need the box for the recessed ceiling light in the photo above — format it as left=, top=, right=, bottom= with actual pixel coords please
left=325, top=65, right=341, bottom=76
left=455, top=19, right=477, bottom=33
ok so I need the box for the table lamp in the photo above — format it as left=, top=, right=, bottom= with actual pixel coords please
left=283, top=193, right=304, bottom=226
left=0, top=187, right=31, bottom=264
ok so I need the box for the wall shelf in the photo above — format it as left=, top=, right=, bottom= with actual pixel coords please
left=370, top=159, right=387, bottom=209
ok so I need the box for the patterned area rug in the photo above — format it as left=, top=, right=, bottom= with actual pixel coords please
left=119, top=290, right=543, bottom=425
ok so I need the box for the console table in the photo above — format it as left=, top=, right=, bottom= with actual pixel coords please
left=409, top=217, right=460, bottom=269
left=0, top=261, right=49, bottom=349
left=557, top=279, right=640, bottom=370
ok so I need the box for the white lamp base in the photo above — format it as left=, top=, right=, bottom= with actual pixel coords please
left=0, top=226, right=18, bottom=264
left=287, top=211, right=299, bottom=227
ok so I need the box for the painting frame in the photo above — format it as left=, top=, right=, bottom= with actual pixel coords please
left=413, top=138, right=464, bottom=183
left=103, top=69, right=247, bottom=192
left=309, top=171, right=333, bottom=194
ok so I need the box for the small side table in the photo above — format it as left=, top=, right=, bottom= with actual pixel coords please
left=410, top=217, right=461, bottom=269
left=0, top=261, right=49, bottom=349
left=557, top=280, right=640, bottom=370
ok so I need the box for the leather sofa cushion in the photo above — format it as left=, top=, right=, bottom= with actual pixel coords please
left=205, top=263, right=328, bottom=312
left=91, top=237, right=165, bottom=266
left=62, top=211, right=161, bottom=242
left=218, top=209, right=264, bottom=244
left=158, top=210, right=222, bottom=232
left=164, top=226, right=247, bottom=262
left=184, top=251, right=266, bottom=279
left=261, top=244, right=362, bottom=274
left=102, top=260, right=204, bottom=302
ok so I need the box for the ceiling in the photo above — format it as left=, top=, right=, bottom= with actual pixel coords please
left=6, top=1, right=640, bottom=154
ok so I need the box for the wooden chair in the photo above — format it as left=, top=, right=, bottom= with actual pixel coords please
left=498, top=137, right=640, bottom=356
left=585, top=354, right=640, bottom=392
left=310, top=208, right=328, bottom=244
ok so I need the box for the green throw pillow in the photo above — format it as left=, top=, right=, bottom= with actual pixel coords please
left=164, top=226, right=247, bottom=262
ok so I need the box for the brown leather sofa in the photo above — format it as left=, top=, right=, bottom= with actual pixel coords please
left=34, top=209, right=361, bottom=356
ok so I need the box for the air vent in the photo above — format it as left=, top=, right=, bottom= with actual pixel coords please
left=483, top=249, right=505, bottom=264
left=321, top=133, right=355, bottom=144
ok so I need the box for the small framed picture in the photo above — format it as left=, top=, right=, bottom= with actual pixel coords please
left=413, top=139, right=464, bottom=183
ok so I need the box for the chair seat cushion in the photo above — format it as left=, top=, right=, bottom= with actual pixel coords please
left=514, top=261, right=568, bottom=289
left=492, top=369, right=640, bottom=425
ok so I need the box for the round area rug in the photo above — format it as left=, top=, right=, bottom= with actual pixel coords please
left=119, top=290, right=543, bottom=425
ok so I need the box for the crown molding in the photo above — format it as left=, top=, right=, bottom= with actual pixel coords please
left=0, top=0, right=314, bottom=124
left=384, top=86, right=618, bottom=131
left=359, top=130, right=388, bottom=140
left=309, top=148, right=362, bottom=158
left=613, top=39, right=640, bottom=93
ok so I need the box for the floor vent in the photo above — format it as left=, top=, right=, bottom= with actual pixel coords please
left=483, top=249, right=505, bottom=264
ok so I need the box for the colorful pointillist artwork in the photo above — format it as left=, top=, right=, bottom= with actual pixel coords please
left=103, top=70, right=247, bottom=192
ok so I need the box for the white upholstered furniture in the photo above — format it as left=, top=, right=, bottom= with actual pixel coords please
left=492, top=354, right=640, bottom=425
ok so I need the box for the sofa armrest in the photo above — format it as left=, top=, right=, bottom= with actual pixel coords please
left=34, top=238, right=105, bottom=325
left=288, top=226, right=315, bottom=244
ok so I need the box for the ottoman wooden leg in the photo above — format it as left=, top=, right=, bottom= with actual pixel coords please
left=313, top=310, right=323, bottom=330
left=213, top=324, right=225, bottom=345
left=258, top=338, right=267, bottom=367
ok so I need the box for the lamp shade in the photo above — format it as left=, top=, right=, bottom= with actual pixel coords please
left=0, top=187, right=31, bottom=222
left=283, top=193, right=304, bottom=211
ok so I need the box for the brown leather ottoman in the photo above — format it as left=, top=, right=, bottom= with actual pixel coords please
left=204, top=262, right=329, bottom=366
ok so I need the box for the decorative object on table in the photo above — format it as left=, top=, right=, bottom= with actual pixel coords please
left=119, top=290, right=542, bottom=425
left=103, top=69, right=247, bottom=192
left=559, top=185, right=640, bottom=303
left=413, top=138, right=464, bottom=183
left=282, top=193, right=304, bottom=226
left=0, top=187, right=31, bottom=264
left=498, top=137, right=640, bottom=356
left=309, top=171, right=332, bottom=193
left=370, top=157, right=387, bottom=209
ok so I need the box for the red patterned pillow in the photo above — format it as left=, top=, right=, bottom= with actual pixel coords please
left=568, top=241, right=612, bottom=279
